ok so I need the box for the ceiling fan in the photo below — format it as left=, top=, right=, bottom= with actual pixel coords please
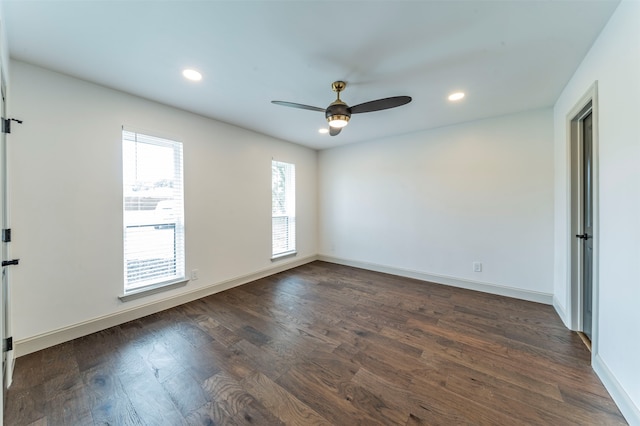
left=271, top=81, right=412, bottom=136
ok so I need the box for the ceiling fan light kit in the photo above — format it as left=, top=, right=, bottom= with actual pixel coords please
left=272, top=81, right=411, bottom=136
left=327, top=115, right=349, bottom=128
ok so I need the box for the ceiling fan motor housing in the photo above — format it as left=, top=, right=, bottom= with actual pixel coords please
left=326, top=101, right=351, bottom=124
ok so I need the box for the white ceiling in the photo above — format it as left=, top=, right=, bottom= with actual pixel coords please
left=3, top=0, right=619, bottom=150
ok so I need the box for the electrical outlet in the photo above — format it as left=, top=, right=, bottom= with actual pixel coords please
left=191, top=269, right=199, bottom=280
left=473, top=262, right=482, bottom=272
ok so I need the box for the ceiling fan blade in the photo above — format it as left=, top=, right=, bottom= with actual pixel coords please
left=271, top=101, right=325, bottom=112
left=350, top=96, right=412, bottom=114
left=329, top=127, right=342, bottom=136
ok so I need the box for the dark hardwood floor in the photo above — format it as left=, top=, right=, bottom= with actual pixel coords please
left=5, top=261, right=626, bottom=425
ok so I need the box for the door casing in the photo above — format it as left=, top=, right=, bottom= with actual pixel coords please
left=568, top=81, right=599, bottom=356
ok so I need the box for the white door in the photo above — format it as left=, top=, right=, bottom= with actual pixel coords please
left=578, top=111, right=594, bottom=341
left=0, top=72, right=7, bottom=422
left=0, top=73, right=15, bottom=421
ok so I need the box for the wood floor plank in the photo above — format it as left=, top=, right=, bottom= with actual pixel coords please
left=3, top=385, right=46, bottom=426
left=161, top=369, right=210, bottom=418
left=195, top=339, right=259, bottom=382
left=115, top=344, right=188, bottom=425
left=8, top=352, right=44, bottom=391
left=443, top=368, right=578, bottom=425
left=201, top=372, right=255, bottom=418
left=174, top=320, right=216, bottom=348
left=227, top=288, right=343, bottom=349
left=4, top=261, right=627, bottom=425
left=166, top=331, right=223, bottom=383
left=24, top=418, right=48, bottom=426
left=242, top=371, right=331, bottom=426
left=184, top=401, right=242, bottom=426
left=559, top=385, right=628, bottom=425
left=276, top=362, right=385, bottom=425
left=405, top=316, right=572, bottom=400
left=356, top=366, right=522, bottom=426
left=194, top=315, right=243, bottom=348
left=231, top=338, right=290, bottom=381
left=198, top=370, right=287, bottom=425
left=419, top=330, right=566, bottom=402
left=45, top=386, right=94, bottom=426
left=215, top=286, right=341, bottom=350
left=351, top=366, right=474, bottom=425
left=81, top=363, right=142, bottom=425
left=43, top=369, right=84, bottom=400
left=186, top=402, right=243, bottom=426
left=73, top=327, right=126, bottom=373
left=40, top=341, right=79, bottom=384
left=132, top=337, right=185, bottom=383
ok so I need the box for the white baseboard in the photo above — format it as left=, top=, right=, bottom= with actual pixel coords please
left=14, top=255, right=318, bottom=357
left=552, top=295, right=572, bottom=329
left=11, top=254, right=559, bottom=356
left=593, top=353, right=640, bottom=425
left=5, top=349, right=14, bottom=388
left=318, top=255, right=553, bottom=305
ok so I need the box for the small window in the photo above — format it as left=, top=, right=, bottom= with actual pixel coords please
left=272, top=160, right=296, bottom=258
left=122, top=129, right=185, bottom=293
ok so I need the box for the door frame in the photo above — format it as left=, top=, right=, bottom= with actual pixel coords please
left=568, top=81, right=599, bottom=355
left=0, top=57, right=7, bottom=421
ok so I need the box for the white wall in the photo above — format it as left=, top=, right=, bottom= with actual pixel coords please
left=9, top=60, right=317, bottom=345
left=318, top=109, right=554, bottom=301
left=554, top=1, right=640, bottom=424
left=553, top=0, right=640, bottom=422
left=0, top=4, right=8, bottom=74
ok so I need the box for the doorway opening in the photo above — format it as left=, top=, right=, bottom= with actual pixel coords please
left=569, top=82, right=599, bottom=355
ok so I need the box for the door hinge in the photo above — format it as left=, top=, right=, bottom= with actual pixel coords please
left=2, top=118, right=23, bottom=134
left=1, top=259, right=19, bottom=267
left=2, top=228, right=11, bottom=242
left=3, top=337, right=12, bottom=352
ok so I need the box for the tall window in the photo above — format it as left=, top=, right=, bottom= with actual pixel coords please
left=122, top=129, right=185, bottom=293
left=272, top=160, right=296, bottom=258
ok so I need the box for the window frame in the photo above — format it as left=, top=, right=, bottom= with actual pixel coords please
left=121, top=128, right=186, bottom=299
left=271, top=160, right=296, bottom=260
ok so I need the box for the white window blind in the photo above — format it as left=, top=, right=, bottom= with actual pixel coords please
left=122, top=129, right=185, bottom=293
left=272, top=160, right=296, bottom=257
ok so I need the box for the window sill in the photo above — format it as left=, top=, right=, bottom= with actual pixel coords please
left=271, top=251, right=297, bottom=262
left=119, top=278, right=188, bottom=302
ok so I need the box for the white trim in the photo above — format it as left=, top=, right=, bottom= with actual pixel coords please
left=552, top=295, right=571, bottom=329
left=318, top=255, right=553, bottom=305
left=566, top=82, right=599, bottom=352
left=0, top=54, right=13, bottom=402
left=119, top=278, right=188, bottom=302
left=14, top=255, right=318, bottom=357
left=593, top=354, right=640, bottom=425
left=271, top=250, right=297, bottom=261
left=15, top=253, right=556, bottom=356
left=121, top=124, right=183, bottom=146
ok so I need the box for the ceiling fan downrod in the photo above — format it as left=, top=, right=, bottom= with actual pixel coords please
left=327, top=81, right=350, bottom=128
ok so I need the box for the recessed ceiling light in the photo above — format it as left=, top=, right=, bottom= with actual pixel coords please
left=182, top=69, right=202, bottom=81
left=318, top=128, right=329, bottom=134
left=448, top=92, right=465, bottom=101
